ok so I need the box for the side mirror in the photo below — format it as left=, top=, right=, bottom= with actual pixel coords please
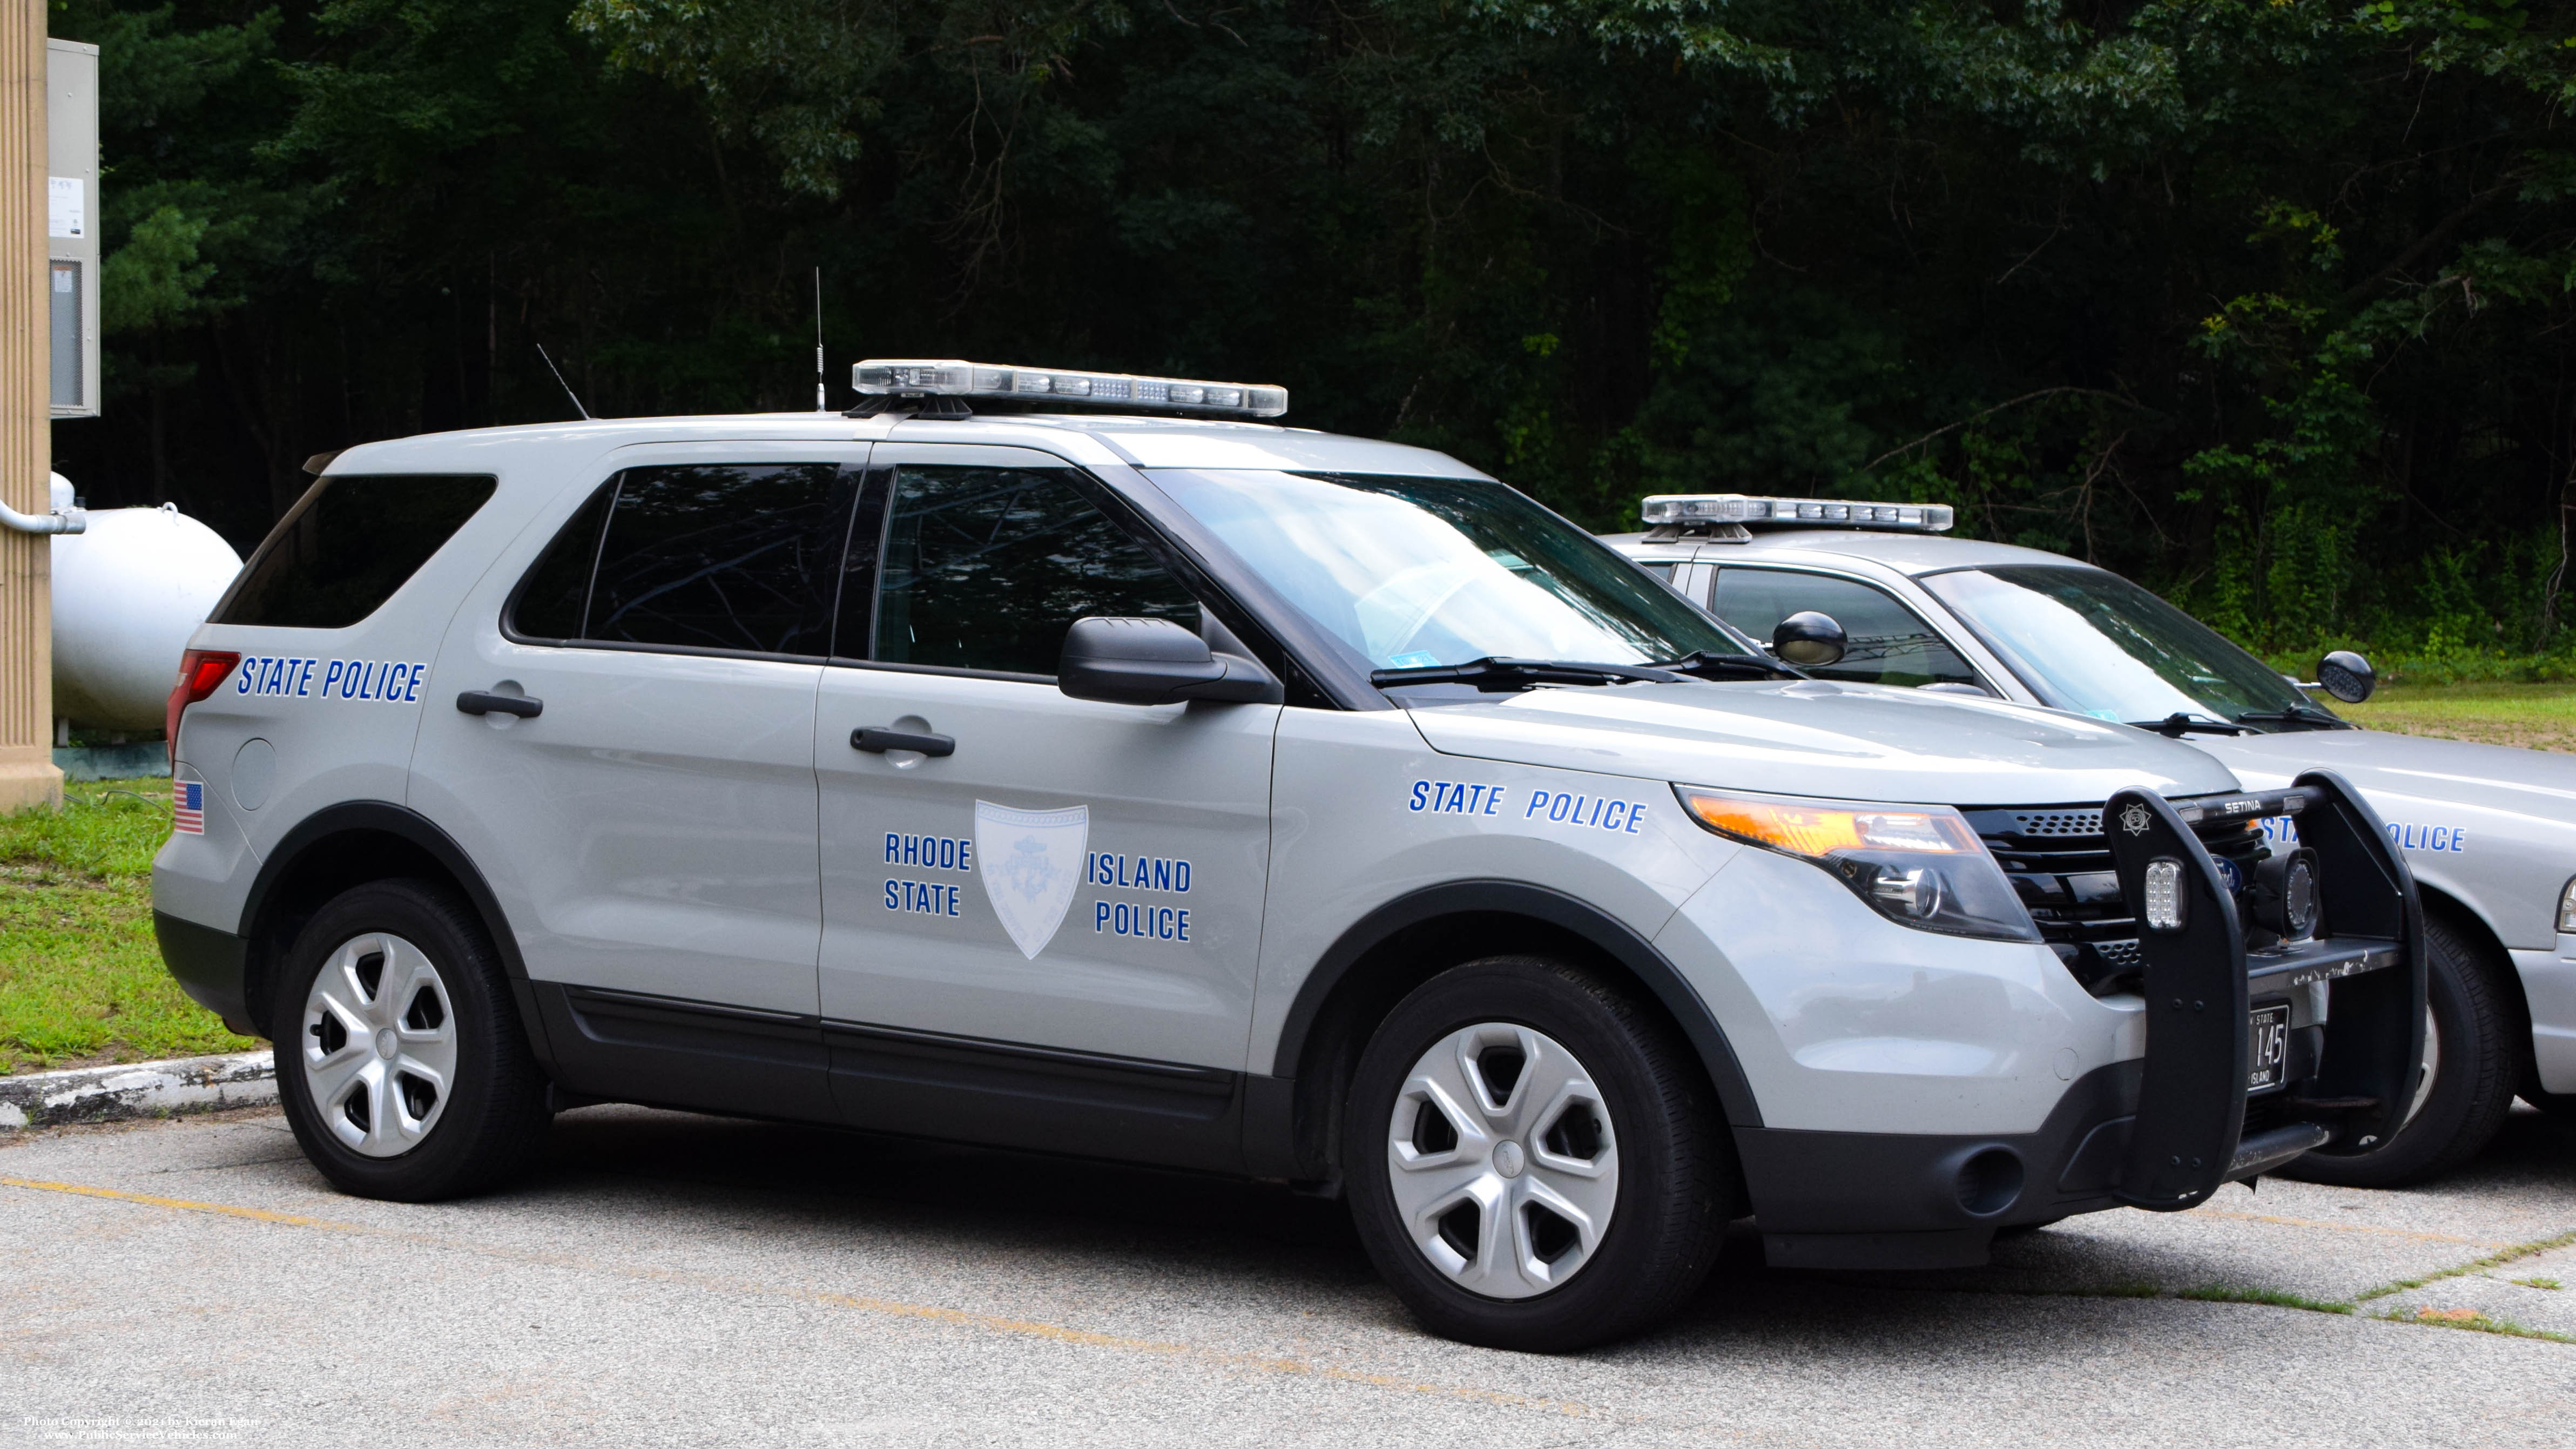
left=1772, top=610, right=1847, bottom=668
left=1059, top=616, right=1280, bottom=706
left=2316, top=650, right=2376, bottom=704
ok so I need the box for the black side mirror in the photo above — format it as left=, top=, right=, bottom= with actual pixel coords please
left=1059, top=617, right=1281, bottom=706
left=1772, top=610, right=1847, bottom=668
left=2316, top=650, right=2376, bottom=704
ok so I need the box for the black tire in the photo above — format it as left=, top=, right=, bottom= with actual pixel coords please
left=271, top=879, right=550, bottom=1201
left=2278, top=913, right=2521, bottom=1188
left=1343, top=956, right=1732, bottom=1352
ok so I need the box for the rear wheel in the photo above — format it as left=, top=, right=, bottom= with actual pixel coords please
left=272, top=879, right=550, bottom=1201
left=1343, top=957, right=1731, bottom=1351
left=2278, top=914, right=2519, bottom=1188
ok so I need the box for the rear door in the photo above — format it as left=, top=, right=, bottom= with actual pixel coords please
left=410, top=444, right=865, bottom=1114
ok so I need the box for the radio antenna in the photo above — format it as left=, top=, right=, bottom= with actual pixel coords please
left=535, top=343, right=591, bottom=421
left=813, top=267, right=828, bottom=412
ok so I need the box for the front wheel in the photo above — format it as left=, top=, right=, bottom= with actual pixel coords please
left=1343, top=957, right=1732, bottom=1351
left=272, top=879, right=551, bottom=1201
left=2277, top=914, right=2519, bottom=1188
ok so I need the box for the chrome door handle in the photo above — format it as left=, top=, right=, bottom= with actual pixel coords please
left=457, top=690, right=543, bottom=719
left=852, top=726, right=954, bottom=757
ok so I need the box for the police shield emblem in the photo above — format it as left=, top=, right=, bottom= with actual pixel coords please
left=975, top=800, right=1089, bottom=960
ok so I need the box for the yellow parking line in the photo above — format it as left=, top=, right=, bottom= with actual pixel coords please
left=1, top=1175, right=1595, bottom=1418
left=2195, top=1208, right=2517, bottom=1249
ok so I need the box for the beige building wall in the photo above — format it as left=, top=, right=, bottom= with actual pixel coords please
left=0, top=0, right=58, bottom=812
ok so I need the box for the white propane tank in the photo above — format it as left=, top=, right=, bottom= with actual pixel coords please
left=50, top=473, right=246, bottom=732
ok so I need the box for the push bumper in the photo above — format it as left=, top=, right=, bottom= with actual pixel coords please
left=1744, top=770, right=2423, bottom=1268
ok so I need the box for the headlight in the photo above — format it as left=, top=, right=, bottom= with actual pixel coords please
left=1673, top=785, right=2042, bottom=943
left=2560, top=875, right=2576, bottom=935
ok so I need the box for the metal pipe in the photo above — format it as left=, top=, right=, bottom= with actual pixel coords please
left=0, top=494, right=83, bottom=534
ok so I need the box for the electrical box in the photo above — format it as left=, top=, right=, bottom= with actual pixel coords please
left=48, top=39, right=98, bottom=420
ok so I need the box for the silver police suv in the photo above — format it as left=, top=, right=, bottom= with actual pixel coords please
left=1608, top=494, right=2576, bottom=1189
left=154, top=361, right=2424, bottom=1351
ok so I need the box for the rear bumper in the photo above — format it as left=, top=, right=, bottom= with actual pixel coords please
left=155, top=911, right=258, bottom=1038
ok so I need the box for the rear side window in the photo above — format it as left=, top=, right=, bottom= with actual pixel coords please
left=215, top=474, right=496, bottom=629
left=508, top=463, right=854, bottom=658
left=862, top=465, right=1196, bottom=676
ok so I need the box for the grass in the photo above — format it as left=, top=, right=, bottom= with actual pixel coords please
left=1, top=777, right=259, bottom=1076
left=2336, top=680, right=2576, bottom=753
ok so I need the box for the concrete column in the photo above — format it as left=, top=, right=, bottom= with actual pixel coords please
left=0, top=0, right=58, bottom=812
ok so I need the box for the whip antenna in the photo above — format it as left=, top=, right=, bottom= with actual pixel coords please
left=814, top=268, right=828, bottom=412
left=535, top=343, right=591, bottom=421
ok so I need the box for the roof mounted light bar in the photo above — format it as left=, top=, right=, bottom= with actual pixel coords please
left=849, top=359, right=1288, bottom=418
left=1641, top=493, right=1954, bottom=533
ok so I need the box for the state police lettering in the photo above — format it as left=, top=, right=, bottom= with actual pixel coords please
left=2386, top=821, right=2468, bottom=854
left=1525, top=788, right=1648, bottom=835
left=885, top=830, right=973, bottom=920
left=233, top=656, right=428, bottom=704
left=1088, top=848, right=1191, bottom=942
left=1409, top=780, right=1505, bottom=815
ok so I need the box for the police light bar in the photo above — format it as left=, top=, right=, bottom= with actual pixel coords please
left=1641, top=494, right=1954, bottom=532
left=851, top=359, right=1288, bottom=417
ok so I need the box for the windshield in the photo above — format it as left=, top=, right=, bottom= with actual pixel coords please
left=1146, top=470, right=1755, bottom=671
left=1919, top=565, right=2331, bottom=728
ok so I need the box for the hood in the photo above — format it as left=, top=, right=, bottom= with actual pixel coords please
left=1405, top=679, right=2243, bottom=807
left=2203, top=728, right=2576, bottom=823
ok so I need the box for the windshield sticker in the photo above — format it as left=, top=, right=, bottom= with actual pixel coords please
left=2386, top=822, right=2467, bottom=854
left=1410, top=780, right=1506, bottom=816
left=1526, top=789, right=1649, bottom=835
left=975, top=800, right=1088, bottom=960
left=1387, top=651, right=1440, bottom=669
left=234, top=656, right=427, bottom=704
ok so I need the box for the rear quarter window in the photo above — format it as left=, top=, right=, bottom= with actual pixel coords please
left=214, top=474, right=497, bottom=629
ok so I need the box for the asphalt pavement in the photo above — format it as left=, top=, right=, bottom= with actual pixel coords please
left=5, top=1101, right=2575, bottom=1448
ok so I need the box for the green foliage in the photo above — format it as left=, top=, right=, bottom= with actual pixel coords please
left=45, top=0, right=2576, bottom=659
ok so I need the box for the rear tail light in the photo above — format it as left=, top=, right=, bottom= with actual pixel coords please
left=166, top=649, right=240, bottom=765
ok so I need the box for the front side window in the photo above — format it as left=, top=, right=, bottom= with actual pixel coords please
left=1709, top=568, right=1981, bottom=689
left=1920, top=565, right=2327, bottom=727
left=1146, top=470, right=1749, bottom=671
left=862, top=466, right=1196, bottom=676
left=217, top=474, right=496, bottom=629
left=508, top=463, right=852, bottom=657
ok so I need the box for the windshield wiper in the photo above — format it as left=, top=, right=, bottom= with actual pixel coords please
left=2234, top=705, right=2349, bottom=731
left=1644, top=649, right=1799, bottom=681
left=2128, top=712, right=2248, bottom=738
left=1370, top=657, right=1683, bottom=692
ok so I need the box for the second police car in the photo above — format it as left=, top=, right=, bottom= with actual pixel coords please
left=1611, top=495, right=2575, bottom=1188
left=152, top=362, right=2423, bottom=1351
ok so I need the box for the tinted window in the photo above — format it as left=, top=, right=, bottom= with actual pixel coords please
left=216, top=474, right=496, bottom=629
left=867, top=466, right=1195, bottom=675
left=509, top=463, right=853, bottom=657
left=1712, top=568, right=1981, bottom=689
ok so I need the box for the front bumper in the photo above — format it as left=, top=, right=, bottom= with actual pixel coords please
left=1738, top=770, right=2423, bottom=1268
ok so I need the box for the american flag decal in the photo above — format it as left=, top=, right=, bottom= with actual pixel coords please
left=172, top=780, right=205, bottom=835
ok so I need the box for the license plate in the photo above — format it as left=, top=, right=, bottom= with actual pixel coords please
left=2248, top=1003, right=2291, bottom=1094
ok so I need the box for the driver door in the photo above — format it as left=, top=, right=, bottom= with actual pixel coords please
left=811, top=445, right=1282, bottom=1169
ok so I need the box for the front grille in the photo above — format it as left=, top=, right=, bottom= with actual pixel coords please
left=1967, top=798, right=2274, bottom=994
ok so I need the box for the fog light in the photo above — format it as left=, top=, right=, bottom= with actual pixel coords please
left=2142, top=858, right=2187, bottom=932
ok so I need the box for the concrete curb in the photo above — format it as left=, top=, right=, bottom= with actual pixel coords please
left=0, top=1049, right=276, bottom=1129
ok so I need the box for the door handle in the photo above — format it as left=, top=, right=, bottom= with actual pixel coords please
left=852, top=726, right=954, bottom=757
left=457, top=690, right=543, bottom=719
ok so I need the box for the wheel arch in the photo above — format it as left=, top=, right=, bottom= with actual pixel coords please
left=2416, top=881, right=2535, bottom=1067
left=1263, top=880, right=1761, bottom=1185
left=237, top=803, right=545, bottom=1060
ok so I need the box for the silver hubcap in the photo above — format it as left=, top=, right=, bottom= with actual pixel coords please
left=300, top=933, right=457, bottom=1158
left=1385, top=1023, right=1619, bottom=1299
left=2403, top=1003, right=2442, bottom=1131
